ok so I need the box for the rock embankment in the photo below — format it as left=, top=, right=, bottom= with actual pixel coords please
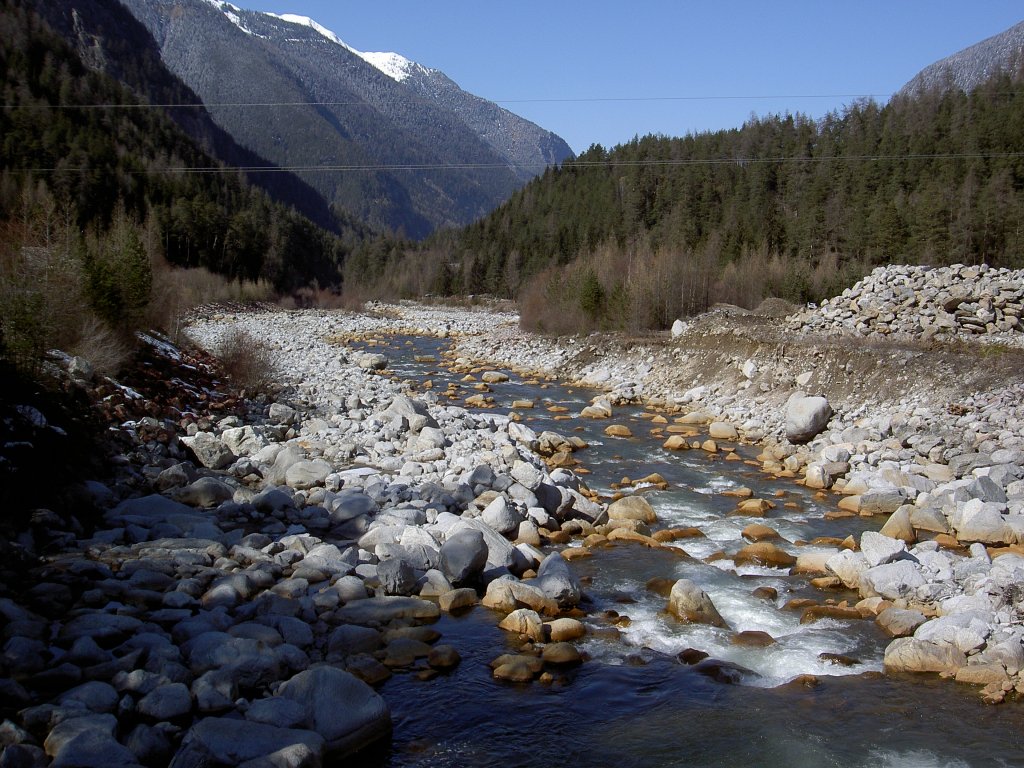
left=0, top=311, right=603, bottom=767
left=787, top=263, right=1024, bottom=344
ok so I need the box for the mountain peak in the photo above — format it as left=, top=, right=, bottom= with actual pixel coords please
left=263, top=11, right=429, bottom=83
left=899, top=19, right=1024, bottom=97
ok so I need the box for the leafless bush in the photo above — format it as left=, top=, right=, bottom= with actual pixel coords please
left=213, top=327, right=279, bottom=396
left=68, top=314, right=131, bottom=377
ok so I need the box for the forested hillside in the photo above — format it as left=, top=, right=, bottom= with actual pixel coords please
left=0, top=0, right=352, bottom=371
left=347, top=63, right=1024, bottom=332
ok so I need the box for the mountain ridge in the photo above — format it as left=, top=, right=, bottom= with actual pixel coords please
left=118, top=0, right=574, bottom=236
left=898, top=19, right=1024, bottom=96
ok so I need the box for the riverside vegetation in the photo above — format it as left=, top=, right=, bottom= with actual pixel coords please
left=2, top=261, right=1024, bottom=764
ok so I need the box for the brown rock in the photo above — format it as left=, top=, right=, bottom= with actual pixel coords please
left=427, top=644, right=461, bottom=670
left=884, top=638, right=966, bottom=674
left=607, top=495, right=658, bottom=523
left=733, top=542, right=796, bottom=568
left=731, top=630, right=776, bottom=648
left=800, top=605, right=864, bottom=624
left=741, top=523, right=781, bottom=542
left=604, top=424, right=633, bottom=437
left=541, top=642, right=582, bottom=666
left=667, top=579, right=729, bottom=628
left=752, top=586, right=778, bottom=602
left=875, top=607, right=927, bottom=637
left=546, top=618, right=586, bottom=642
left=732, top=498, right=775, bottom=517
left=438, top=588, right=479, bottom=614
left=498, top=608, right=546, bottom=641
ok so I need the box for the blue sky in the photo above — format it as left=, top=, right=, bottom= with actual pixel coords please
left=248, top=1, right=1023, bottom=154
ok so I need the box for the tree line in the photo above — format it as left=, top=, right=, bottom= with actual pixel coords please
left=346, top=62, right=1024, bottom=332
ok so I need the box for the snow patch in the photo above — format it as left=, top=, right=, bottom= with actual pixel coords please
left=263, top=10, right=429, bottom=82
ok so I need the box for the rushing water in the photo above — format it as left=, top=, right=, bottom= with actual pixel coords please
left=346, top=335, right=1021, bottom=768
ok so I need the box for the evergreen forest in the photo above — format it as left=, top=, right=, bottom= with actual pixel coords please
left=344, top=63, right=1024, bottom=332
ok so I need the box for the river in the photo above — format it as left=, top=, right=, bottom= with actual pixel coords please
left=345, top=335, right=1019, bottom=768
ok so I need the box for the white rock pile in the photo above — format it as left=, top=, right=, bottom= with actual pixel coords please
left=787, top=263, right=1024, bottom=344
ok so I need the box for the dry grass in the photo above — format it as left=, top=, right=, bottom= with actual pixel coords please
left=148, top=259, right=275, bottom=341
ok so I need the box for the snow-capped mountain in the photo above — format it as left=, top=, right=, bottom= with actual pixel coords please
left=116, top=0, right=574, bottom=236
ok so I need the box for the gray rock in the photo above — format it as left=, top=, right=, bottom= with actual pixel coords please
left=327, top=625, right=382, bottom=659
left=175, top=477, right=234, bottom=508
left=220, top=425, right=269, bottom=457
left=357, top=353, right=388, bottom=370
left=955, top=500, right=1011, bottom=544
left=859, top=488, right=908, bottom=516
left=785, top=393, right=833, bottom=444
left=377, top=557, right=416, bottom=596
left=510, top=461, right=544, bottom=491
left=860, top=531, right=909, bottom=567
left=44, top=714, right=140, bottom=768
left=532, top=552, right=581, bottom=608
left=285, top=459, right=333, bottom=491
left=137, top=683, right=192, bottom=721
left=328, top=491, right=379, bottom=523
left=332, top=597, right=440, bottom=625
left=277, top=666, right=391, bottom=756
left=170, top=717, right=323, bottom=768
left=825, top=550, right=869, bottom=589
left=439, top=529, right=488, bottom=584
left=859, top=560, right=927, bottom=600
left=245, top=697, right=308, bottom=729
left=180, top=432, right=236, bottom=470
left=481, top=496, right=523, bottom=536
left=268, top=402, right=299, bottom=425
left=57, top=682, right=118, bottom=714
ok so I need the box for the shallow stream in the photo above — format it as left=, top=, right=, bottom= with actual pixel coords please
left=347, top=335, right=1020, bottom=768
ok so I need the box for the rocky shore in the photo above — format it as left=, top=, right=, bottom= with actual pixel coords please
left=2, top=263, right=1023, bottom=766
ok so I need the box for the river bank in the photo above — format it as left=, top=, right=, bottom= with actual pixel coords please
left=1, top=264, right=1022, bottom=766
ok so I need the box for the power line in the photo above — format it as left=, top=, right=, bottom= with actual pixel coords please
left=2, top=93, right=899, bottom=110
left=21, top=151, right=1024, bottom=175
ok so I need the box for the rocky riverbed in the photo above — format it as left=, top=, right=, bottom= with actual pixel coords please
left=1, top=263, right=1023, bottom=766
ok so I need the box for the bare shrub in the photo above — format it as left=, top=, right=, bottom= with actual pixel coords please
left=67, top=314, right=131, bottom=377
left=213, top=327, right=279, bottom=396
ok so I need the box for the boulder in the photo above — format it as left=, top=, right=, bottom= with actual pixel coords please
left=883, top=637, right=966, bottom=674
left=44, top=714, right=141, bottom=767
left=532, top=552, right=581, bottom=608
left=439, top=529, right=489, bottom=584
left=606, top=496, right=657, bottom=524
left=858, top=560, right=926, bottom=600
left=137, top=683, right=192, bottom=721
left=285, top=459, right=333, bottom=491
left=708, top=422, right=738, bottom=440
left=732, top=542, right=796, bottom=568
left=875, top=607, right=927, bottom=637
left=170, top=717, right=324, bottom=767
left=785, top=394, right=833, bottom=444
left=666, top=579, right=729, bottom=628
left=277, top=666, right=391, bottom=756
left=859, top=531, right=908, bottom=567
left=357, top=353, right=388, bottom=370
left=481, top=496, right=523, bottom=537
left=377, top=557, right=416, bottom=596
left=175, top=477, right=234, bottom=508
left=497, top=608, right=545, bottom=641
left=180, top=432, right=236, bottom=470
